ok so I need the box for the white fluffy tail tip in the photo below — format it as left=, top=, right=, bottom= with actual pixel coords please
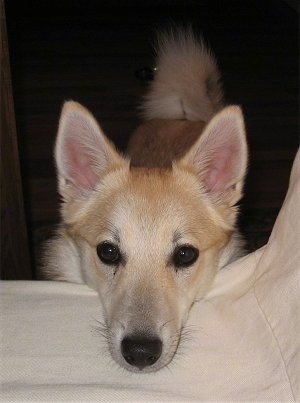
left=140, top=27, right=224, bottom=122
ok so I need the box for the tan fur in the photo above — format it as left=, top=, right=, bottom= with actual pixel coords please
left=43, top=28, right=248, bottom=372
left=128, top=119, right=206, bottom=168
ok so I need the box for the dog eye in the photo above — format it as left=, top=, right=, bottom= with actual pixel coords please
left=97, top=242, right=121, bottom=265
left=173, top=245, right=199, bottom=268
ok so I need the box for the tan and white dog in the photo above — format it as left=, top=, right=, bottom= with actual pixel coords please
left=44, top=28, right=248, bottom=372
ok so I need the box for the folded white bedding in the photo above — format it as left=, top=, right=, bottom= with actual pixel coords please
left=1, top=150, right=299, bottom=402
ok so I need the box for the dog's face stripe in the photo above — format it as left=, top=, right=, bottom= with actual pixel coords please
left=66, top=166, right=232, bottom=371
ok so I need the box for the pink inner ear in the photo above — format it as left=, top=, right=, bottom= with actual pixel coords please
left=64, top=139, right=99, bottom=191
left=205, top=146, right=236, bottom=192
left=196, top=109, right=246, bottom=194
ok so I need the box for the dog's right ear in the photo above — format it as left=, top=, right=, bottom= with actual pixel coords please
left=55, top=101, right=127, bottom=201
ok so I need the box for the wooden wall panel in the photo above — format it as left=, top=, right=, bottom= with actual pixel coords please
left=1, top=0, right=32, bottom=279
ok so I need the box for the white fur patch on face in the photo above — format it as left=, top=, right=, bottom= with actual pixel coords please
left=68, top=168, right=232, bottom=372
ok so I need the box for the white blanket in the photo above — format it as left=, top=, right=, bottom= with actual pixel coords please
left=1, top=149, right=299, bottom=402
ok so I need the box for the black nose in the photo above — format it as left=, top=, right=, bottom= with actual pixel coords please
left=121, top=335, right=162, bottom=370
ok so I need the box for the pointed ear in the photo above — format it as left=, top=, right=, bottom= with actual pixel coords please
left=178, top=106, right=248, bottom=206
left=55, top=101, right=127, bottom=201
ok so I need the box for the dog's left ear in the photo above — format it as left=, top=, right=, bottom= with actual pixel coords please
left=55, top=101, right=127, bottom=202
left=177, top=106, right=248, bottom=206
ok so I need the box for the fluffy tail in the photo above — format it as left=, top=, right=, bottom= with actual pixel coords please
left=141, top=28, right=224, bottom=122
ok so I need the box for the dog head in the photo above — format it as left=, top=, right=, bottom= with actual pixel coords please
left=54, top=101, right=247, bottom=372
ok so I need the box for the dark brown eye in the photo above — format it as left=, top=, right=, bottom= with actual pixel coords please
left=173, top=245, right=199, bottom=268
left=97, top=242, right=121, bottom=265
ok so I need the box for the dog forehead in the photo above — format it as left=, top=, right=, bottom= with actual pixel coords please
left=70, top=167, right=227, bottom=248
left=106, top=169, right=215, bottom=242
left=111, top=171, right=186, bottom=231
left=70, top=169, right=183, bottom=234
left=127, top=167, right=178, bottom=193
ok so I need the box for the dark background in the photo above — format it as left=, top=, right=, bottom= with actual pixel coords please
left=3, top=0, right=299, bottom=278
